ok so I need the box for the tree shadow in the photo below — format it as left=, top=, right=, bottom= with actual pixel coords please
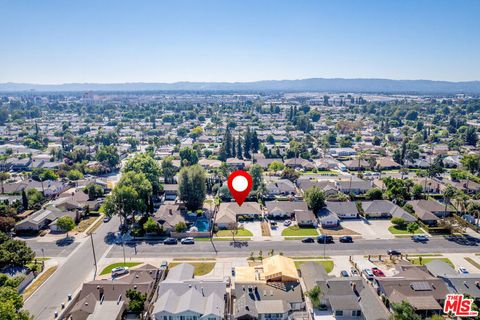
left=56, top=236, right=74, bottom=247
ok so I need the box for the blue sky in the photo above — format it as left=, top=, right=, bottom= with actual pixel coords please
left=1, top=0, right=479, bottom=83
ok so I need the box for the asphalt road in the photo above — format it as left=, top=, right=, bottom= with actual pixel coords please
left=24, top=216, right=120, bottom=320
left=106, top=236, right=480, bottom=258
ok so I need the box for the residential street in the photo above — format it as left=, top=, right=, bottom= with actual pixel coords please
left=104, top=236, right=480, bottom=258
left=23, top=216, right=120, bottom=320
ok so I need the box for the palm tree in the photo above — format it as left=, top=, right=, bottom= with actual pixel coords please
left=442, top=184, right=456, bottom=219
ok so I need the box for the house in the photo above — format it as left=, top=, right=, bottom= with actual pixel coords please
left=198, top=158, right=222, bottom=169
left=226, top=158, right=251, bottom=169
left=300, top=262, right=390, bottom=320
left=375, top=157, right=401, bottom=170
left=411, top=177, right=446, bottom=194
left=323, top=201, right=359, bottom=219
left=408, top=200, right=450, bottom=224
left=255, top=157, right=283, bottom=170
left=233, top=282, right=304, bottom=320
left=329, top=148, right=356, bottom=157
left=374, top=265, right=449, bottom=317
left=233, top=255, right=304, bottom=320
left=265, top=179, right=296, bottom=198
left=235, top=255, right=299, bottom=283
left=264, top=200, right=308, bottom=218
left=294, top=210, right=317, bottom=227
left=216, top=202, right=262, bottom=229
left=15, top=204, right=78, bottom=232
left=336, top=180, right=372, bottom=195
left=361, top=200, right=416, bottom=221
left=152, top=263, right=227, bottom=320
left=70, top=264, right=160, bottom=320
left=296, top=179, right=338, bottom=197
left=163, top=184, right=179, bottom=201
left=284, top=158, right=314, bottom=170
left=27, top=180, right=69, bottom=197
left=426, top=261, right=480, bottom=301
left=342, top=159, right=370, bottom=171
left=154, top=203, right=185, bottom=232
left=451, top=179, right=480, bottom=194
left=317, top=207, right=340, bottom=228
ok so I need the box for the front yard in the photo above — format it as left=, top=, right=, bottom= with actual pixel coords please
left=388, top=225, right=424, bottom=235
left=294, top=260, right=334, bottom=273
left=100, top=262, right=143, bottom=275
left=215, top=229, right=253, bottom=237
left=407, top=257, right=454, bottom=268
left=282, top=226, right=319, bottom=237
left=168, top=262, right=216, bottom=276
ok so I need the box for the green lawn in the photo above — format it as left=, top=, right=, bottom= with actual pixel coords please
left=465, top=257, right=480, bottom=270
left=294, top=260, right=334, bottom=273
left=169, top=262, right=216, bottom=276
left=408, top=257, right=454, bottom=268
left=388, top=226, right=423, bottom=235
left=216, top=229, right=253, bottom=237
left=282, top=226, right=319, bottom=237
left=100, top=262, right=142, bottom=275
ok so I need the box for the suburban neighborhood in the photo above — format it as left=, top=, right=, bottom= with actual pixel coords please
left=0, top=90, right=478, bottom=320
left=1, top=1, right=480, bottom=319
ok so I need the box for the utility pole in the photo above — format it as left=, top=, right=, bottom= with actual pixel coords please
left=122, top=238, right=126, bottom=265
left=90, top=233, right=97, bottom=279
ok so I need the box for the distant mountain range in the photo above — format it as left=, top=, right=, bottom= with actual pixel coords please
left=1, top=78, right=480, bottom=94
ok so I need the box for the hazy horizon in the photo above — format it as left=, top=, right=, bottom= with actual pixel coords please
left=1, top=0, right=479, bottom=84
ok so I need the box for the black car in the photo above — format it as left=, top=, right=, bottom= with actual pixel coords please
left=339, top=236, right=353, bottom=243
left=340, top=270, right=349, bottom=277
left=387, top=249, right=401, bottom=256
left=301, top=237, right=315, bottom=243
left=164, top=238, right=178, bottom=245
left=317, top=235, right=334, bottom=243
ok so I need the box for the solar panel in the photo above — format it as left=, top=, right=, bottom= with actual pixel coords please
left=411, top=281, right=431, bottom=291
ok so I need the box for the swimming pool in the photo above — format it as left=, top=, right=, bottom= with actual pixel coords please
left=195, top=218, right=210, bottom=232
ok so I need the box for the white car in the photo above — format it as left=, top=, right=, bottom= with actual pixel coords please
left=283, top=220, right=292, bottom=226
left=458, top=267, right=469, bottom=274
left=111, top=266, right=129, bottom=277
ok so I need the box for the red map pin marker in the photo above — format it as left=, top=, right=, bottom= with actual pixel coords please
left=227, top=170, right=253, bottom=206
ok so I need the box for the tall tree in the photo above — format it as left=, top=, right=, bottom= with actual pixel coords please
left=304, top=187, right=326, bottom=213
left=237, top=135, right=243, bottom=159
left=178, top=165, right=207, bottom=211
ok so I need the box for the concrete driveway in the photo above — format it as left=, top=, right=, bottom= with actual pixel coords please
left=241, top=221, right=263, bottom=240
left=341, top=219, right=394, bottom=240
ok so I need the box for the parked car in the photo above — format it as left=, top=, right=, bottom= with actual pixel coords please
left=284, top=220, right=292, bottom=226
left=164, top=237, right=178, bottom=245
left=339, top=236, right=353, bottom=243
left=270, top=221, right=278, bottom=229
left=350, top=268, right=359, bottom=276
left=387, top=249, right=401, bottom=256
left=372, top=267, right=385, bottom=277
left=231, top=267, right=236, bottom=276
left=160, top=261, right=168, bottom=269
left=111, top=266, right=129, bottom=277
left=363, top=268, right=374, bottom=280
left=103, top=216, right=111, bottom=223
left=340, top=270, right=349, bottom=277
left=412, top=235, right=429, bottom=242
left=317, top=235, right=334, bottom=243
left=458, top=267, right=469, bottom=274
left=301, top=237, right=315, bottom=243
left=181, top=237, right=195, bottom=244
